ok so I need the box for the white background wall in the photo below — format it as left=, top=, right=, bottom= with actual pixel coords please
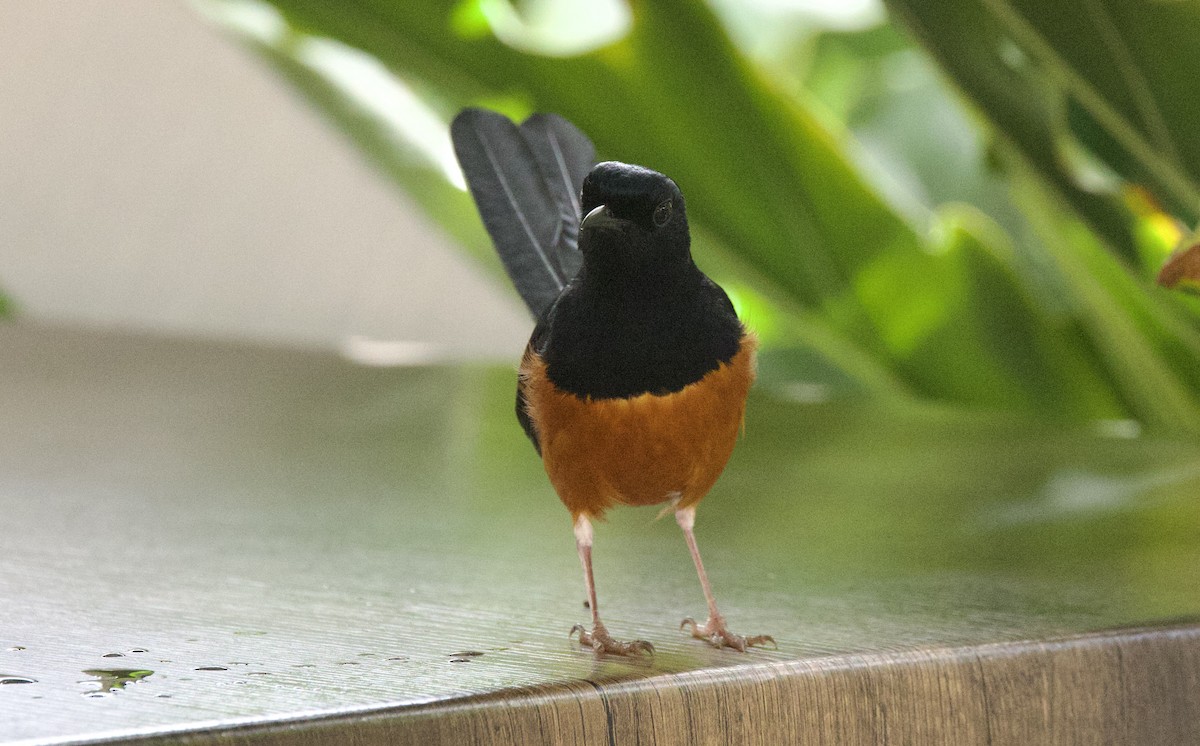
left=0, top=0, right=530, bottom=361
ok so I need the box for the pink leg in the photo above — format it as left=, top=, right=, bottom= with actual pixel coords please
left=569, top=515, right=654, bottom=656
left=676, top=506, right=775, bottom=652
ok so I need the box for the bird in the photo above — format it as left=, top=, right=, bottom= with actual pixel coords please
left=451, top=108, right=773, bottom=656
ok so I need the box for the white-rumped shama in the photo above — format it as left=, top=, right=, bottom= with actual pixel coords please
left=451, top=108, right=772, bottom=655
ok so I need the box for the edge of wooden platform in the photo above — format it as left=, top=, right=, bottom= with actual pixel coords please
left=36, top=621, right=1200, bottom=746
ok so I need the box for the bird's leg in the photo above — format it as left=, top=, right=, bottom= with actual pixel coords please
left=676, top=506, right=775, bottom=652
left=568, top=515, right=654, bottom=657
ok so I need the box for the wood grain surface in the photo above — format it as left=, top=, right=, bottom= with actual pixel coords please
left=1, top=323, right=1198, bottom=744
left=161, top=625, right=1198, bottom=745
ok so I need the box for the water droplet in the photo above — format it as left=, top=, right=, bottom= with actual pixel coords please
left=80, top=669, right=153, bottom=695
left=195, top=666, right=228, bottom=671
left=449, top=651, right=484, bottom=658
left=0, top=676, right=36, bottom=684
left=6, top=646, right=26, bottom=652
left=102, top=653, right=124, bottom=658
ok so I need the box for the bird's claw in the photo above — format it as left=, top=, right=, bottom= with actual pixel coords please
left=570, top=623, right=655, bottom=657
left=680, top=616, right=775, bottom=652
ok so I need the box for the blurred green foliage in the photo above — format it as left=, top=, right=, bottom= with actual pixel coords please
left=197, top=0, right=1200, bottom=434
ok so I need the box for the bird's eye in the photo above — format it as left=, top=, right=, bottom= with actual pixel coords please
left=652, top=200, right=673, bottom=228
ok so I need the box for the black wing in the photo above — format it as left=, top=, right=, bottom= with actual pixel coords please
left=514, top=317, right=552, bottom=455
left=451, top=108, right=594, bottom=319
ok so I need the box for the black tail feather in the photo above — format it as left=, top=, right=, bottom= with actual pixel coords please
left=519, top=113, right=594, bottom=284
left=450, top=108, right=594, bottom=319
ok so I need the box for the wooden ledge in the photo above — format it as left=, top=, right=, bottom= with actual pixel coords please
left=104, top=623, right=1195, bottom=745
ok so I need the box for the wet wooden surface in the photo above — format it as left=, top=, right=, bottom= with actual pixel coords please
left=2, top=322, right=1199, bottom=744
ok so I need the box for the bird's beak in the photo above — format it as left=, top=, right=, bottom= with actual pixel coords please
left=580, top=204, right=627, bottom=233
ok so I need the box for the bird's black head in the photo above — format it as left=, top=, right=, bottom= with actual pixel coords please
left=578, top=161, right=690, bottom=276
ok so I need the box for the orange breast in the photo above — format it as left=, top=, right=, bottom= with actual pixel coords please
left=520, top=334, right=756, bottom=519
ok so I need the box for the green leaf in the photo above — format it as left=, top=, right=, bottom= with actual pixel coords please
left=1004, top=150, right=1200, bottom=434
left=884, top=0, right=1200, bottom=266
left=915, top=206, right=1126, bottom=418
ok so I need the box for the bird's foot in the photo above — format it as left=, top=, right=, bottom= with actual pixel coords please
left=680, top=616, right=776, bottom=652
left=570, top=622, right=655, bottom=657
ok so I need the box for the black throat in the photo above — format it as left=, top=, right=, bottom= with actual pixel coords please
left=538, top=261, right=743, bottom=400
